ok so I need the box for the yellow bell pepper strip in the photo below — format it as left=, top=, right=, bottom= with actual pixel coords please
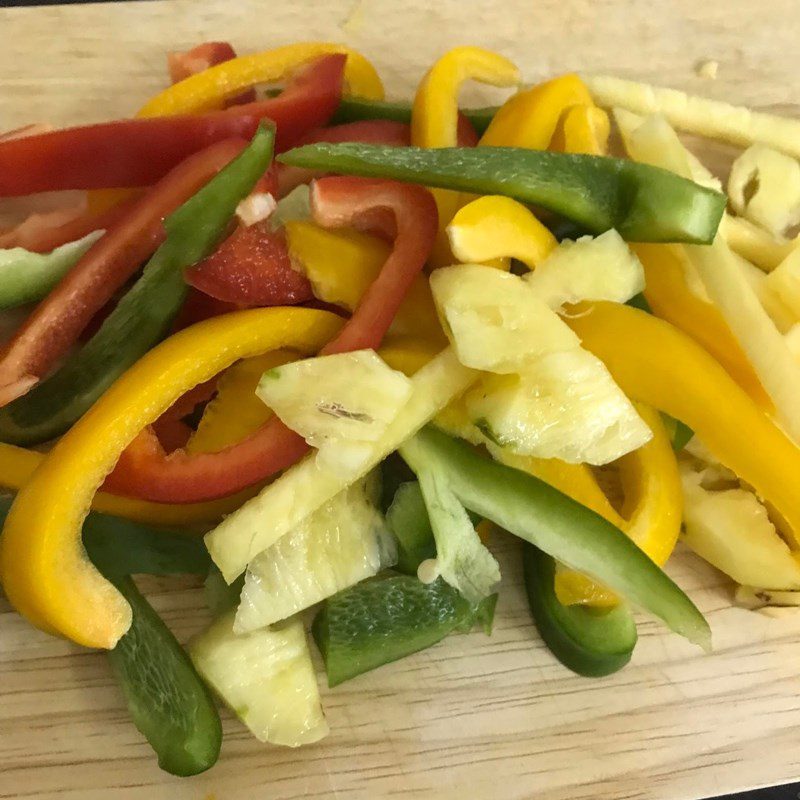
left=139, top=43, right=384, bottom=117
left=479, top=74, right=593, bottom=149
left=554, top=405, right=683, bottom=607
left=567, top=301, right=800, bottom=549
left=634, top=242, right=773, bottom=411
left=0, top=441, right=257, bottom=527
left=284, top=219, right=445, bottom=342
left=550, top=104, right=611, bottom=156
left=410, top=46, right=520, bottom=266
left=0, top=307, right=343, bottom=649
left=447, top=195, right=557, bottom=267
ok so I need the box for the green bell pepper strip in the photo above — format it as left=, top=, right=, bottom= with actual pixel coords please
left=386, top=481, right=437, bottom=574
left=312, top=573, right=496, bottom=687
left=107, top=574, right=222, bottom=776
left=332, top=97, right=497, bottom=135
left=279, top=143, right=726, bottom=243
left=0, top=125, right=275, bottom=446
left=523, top=544, right=637, bottom=677
left=0, top=231, right=103, bottom=310
left=399, top=426, right=710, bottom=650
left=0, top=495, right=219, bottom=775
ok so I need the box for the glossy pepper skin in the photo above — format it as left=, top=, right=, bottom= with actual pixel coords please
left=0, top=55, right=345, bottom=195
left=106, top=178, right=438, bottom=504
left=0, top=127, right=276, bottom=445
left=278, top=143, right=727, bottom=244
left=523, top=544, right=637, bottom=677
left=567, top=301, right=800, bottom=550
left=398, top=426, right=709, bottom=649
left=0, top=306, right=344, bottom=650
left=0, top=137, right=249, bottom=410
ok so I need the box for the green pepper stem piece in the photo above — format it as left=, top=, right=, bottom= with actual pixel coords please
left=0, top=126, right=275, bottom=445
left=279, top=143, right=725, bottom=244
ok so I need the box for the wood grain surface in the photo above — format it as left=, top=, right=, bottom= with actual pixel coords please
left=2, top=2, right=800, bottom=798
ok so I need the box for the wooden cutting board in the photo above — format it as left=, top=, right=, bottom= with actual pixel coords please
left=2, top=2, right=800, bottom=798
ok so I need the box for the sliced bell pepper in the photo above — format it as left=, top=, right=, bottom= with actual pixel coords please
left=567, top=302, right=800, bottom=549
left=410, top=46, right=520, bottom=265
left=523, top=543, right=637, bottom=677
left=276, top=119, right=411, bottom=197
left=185, top=224, right=313, bottom=307
left=0, top=231, right=103, bottom=310
left=332, top=96, right=498, bottom=136
left=167, top=41, right=255, bottom=105
left=0, top=55, right=345, bottom=196
left=278, top=143, right=727, bottom=243
left=0, top=136, right=250, bottom=410
left=0, top=306, right=343, bottom=649
left=0, top=127, right=275, bottom=445
left=479, top=74, right=593, bottom=149
left=399, top=426, right=709, bottom=649
left=0, top=441, right=258, bottom=526
left=634, top=242, right=772, bottom=410
left=550, top=104, right=611, bottom=156
left=106, top=178, right=438, bottom=503
left=139, top=42, right=383, bottom=117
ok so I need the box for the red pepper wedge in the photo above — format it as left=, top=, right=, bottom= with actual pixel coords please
left=106, top=177, right=438, bottom=502
left=0, top=55, right=345, bottom=196
left=0, top=138, right=247, bottom=408
left=185, top=224, right=313, bottom=306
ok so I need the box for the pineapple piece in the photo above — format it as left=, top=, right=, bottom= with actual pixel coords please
left=524, top=229, right=644, bottom=309
left=429, top=265, right=579, bottom=374
left=466, top=349, right=651, bottom=465
left=235, top=474, right=396, bottom=632
left=257, top=349, right=412, bottom=448
left=189, top=612, right=328, bottom=747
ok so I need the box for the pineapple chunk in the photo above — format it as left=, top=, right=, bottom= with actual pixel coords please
left=257, top=349, right=412, bottom=448
left=429, top=265, right=579, bottom=373
left=680, top=462, right=800, bottom=589
left=235, top=474, right=396, bottom=632
left=466, top=350, right=651, bottom=464
left=189, top=613, right=328, bottom=747
left=524, top=229, right=644, bottom=309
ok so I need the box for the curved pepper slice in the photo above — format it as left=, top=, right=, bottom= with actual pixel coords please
left=551, top=104, right=611, bottom=156
left=139, top=42, right=383, bottom=117
left=105, top=178, right=438, bottom=503
left=0, top=307, right=343, bottom=649
left=410, top=46, right=520, bottom=266
left=479, top=74, right=593, bottom=149
left=0, top=441, right=257, bottom=526
left=0, top=55, right=345, bottom=196
left=167, top=41, right=254, bottom=105
left=0, top=138, right=248, bottom=409
left=568, top=302, right=800, bottom=548
left=634, top=242, right=772, bottom=410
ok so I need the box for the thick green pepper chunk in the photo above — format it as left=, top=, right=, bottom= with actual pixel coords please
left=0, top=126, right=275, bottom=445
left=523, top=544, right=637, bottom=677
left=279, top=143, right=726, bottom=244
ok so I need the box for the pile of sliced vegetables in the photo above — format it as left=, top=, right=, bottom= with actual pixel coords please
left=2, top=40, right=800, bottom=775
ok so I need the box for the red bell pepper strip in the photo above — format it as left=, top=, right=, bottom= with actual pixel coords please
left=0, top=199, right=137, bottom=253
left=105, top=177, right=437, bottom=503
left=0, top=55, right=345, bottom=196
left=167, top=42, right=256, bottom=105
left=185, top=225, right=313, bottom=306
left=0, top=138, right=247, bottom=408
